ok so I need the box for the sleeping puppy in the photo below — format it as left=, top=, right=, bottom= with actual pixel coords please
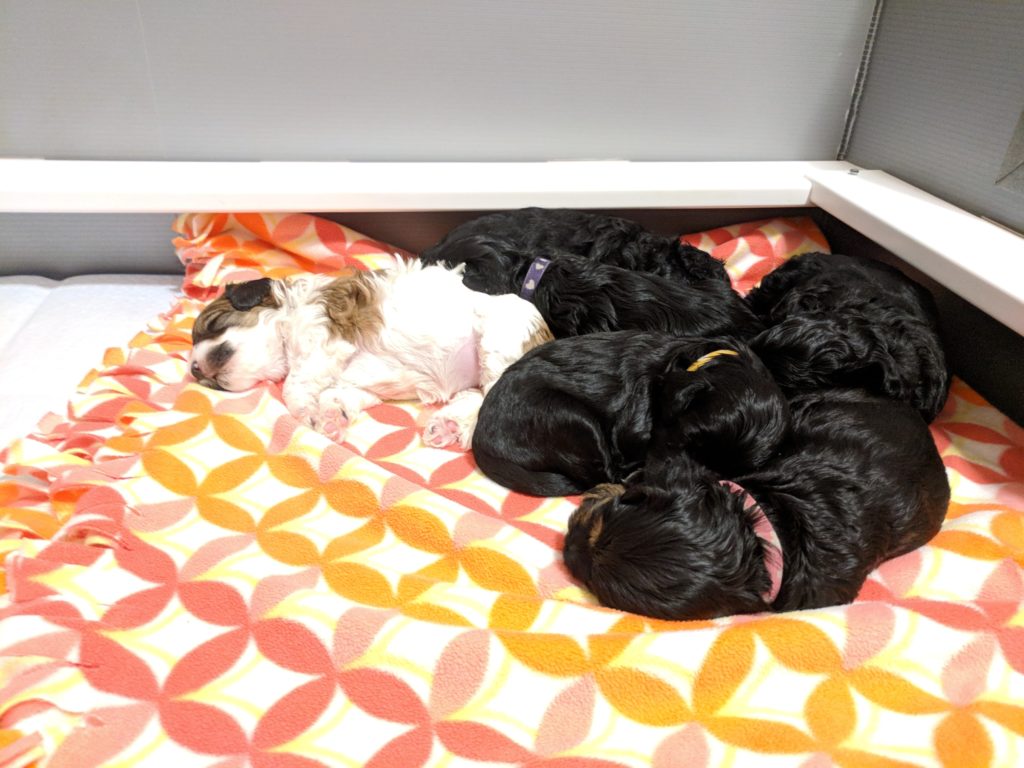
left=472, top=332, right=790, bottom=496
left=189, top=260, right=552, bottom=449
left=419, top=208, right=760, bottom=339
left=420, top=207, right=728, bottom=289
left=747, top=252, right=950, bottom=422
left=452, top=250, right=762, bottom=340
left=563, top=388, right=951, bottom=620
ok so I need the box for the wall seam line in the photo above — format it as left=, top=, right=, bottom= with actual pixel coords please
left=836, top=0, right=885, bottom=161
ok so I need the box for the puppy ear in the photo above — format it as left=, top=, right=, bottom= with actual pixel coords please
left=913, top=335, right=951, bottom=422
left=868, top=324, right=950, bottom=422
left=224, top=278, right=273, bottom=311
left=659, top=376, right=711, bottom=422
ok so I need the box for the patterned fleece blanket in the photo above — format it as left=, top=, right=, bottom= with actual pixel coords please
left=1, top=212, right=1022, bottom=768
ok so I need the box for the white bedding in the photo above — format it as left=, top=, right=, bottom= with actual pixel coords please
left=0, top=274, right=181, bottom=448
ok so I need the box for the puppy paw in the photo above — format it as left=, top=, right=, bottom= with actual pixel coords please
left=319, top=407, right=350, bottom=441
left=423, top=415, right=463, bottom=448
left=423, top=392, right=483, bottom=450
left=316, top=391, right=351, bottom=442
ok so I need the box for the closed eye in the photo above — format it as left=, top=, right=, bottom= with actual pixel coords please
left=207, top=341, right=234, bottom=369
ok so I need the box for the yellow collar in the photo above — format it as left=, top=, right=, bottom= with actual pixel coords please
left=686, top=349, right=739, bottom=372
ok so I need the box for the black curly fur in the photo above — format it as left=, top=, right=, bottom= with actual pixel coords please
left=520, top=252, right=762, bottom=339
left=746, top=252, right=950, bottom=422
left=472, top=332, right=790, bottom=496
left=419, top=208, right=759, bottom=339
left=563, top=389, right=951, bottom=621
left=421, top=207, right=729, bottom=286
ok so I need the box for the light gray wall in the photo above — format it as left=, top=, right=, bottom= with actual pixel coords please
left=0, top=214, right=180, bottom=277
left=845, top=0, right=1024, bottom=233
left=1, top=0, right=872, bottom=162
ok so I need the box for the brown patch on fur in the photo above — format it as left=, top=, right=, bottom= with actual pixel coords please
left=587, top=515, right=604, bottom=549
left=192, top=284, right=281, bottom=344
left=583, top=483, right=625, bottom=503
left=319, top=271, right=383, bottom=343
left=517, top=320, right=554, bottom=357
left=572, top=483, right=624, bottom=551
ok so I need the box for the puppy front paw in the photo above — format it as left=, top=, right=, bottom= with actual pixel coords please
left=317, top=407, right=349, bottom=441
left=315, top=390, right=351, bottom=442
left=423, top=414, right=464, bottom=448
left=423, top=392, right=483, bottom=450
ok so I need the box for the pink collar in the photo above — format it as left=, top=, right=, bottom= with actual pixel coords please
left=721, top=480, right=783, bottom=605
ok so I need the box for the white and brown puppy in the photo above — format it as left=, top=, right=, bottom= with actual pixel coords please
left=189, top=260, right=553, bottom=448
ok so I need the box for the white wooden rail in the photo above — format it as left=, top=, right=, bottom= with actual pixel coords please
left=1, top=158, right=1021, bottom=335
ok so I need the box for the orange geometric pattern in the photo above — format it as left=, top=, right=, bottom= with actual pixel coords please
left=681, top=215, right=830, bottom=295
left=1, top=212, right=1022, bottom=767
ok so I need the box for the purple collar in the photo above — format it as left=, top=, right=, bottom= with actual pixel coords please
left=519, top=257, right=551, bottom=300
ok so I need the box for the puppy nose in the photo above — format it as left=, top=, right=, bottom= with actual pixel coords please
left=190, top=361, right=203, bottom=379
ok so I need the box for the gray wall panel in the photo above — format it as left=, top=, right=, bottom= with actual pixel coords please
left=0, top=0, right=163, bottom=159
left=846, top=0, right=1024, bottom=233
left=0, top=214, right=181, bottom=277
left=2, top=1, right=873, bottom=161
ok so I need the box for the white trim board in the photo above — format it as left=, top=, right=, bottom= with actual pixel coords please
left=0, top=158, right=1020, bottom=335
left=0, top=160, right=847, bottom=212
left=806, top=168, right=1024, bottom=337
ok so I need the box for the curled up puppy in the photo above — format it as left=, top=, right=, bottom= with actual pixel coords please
left=420, top=207, right=729, bottom=287
left=461, top=250, right=764, bottom=340
left=747, top=252, right=950, bottom=421
left=420, top=208, right=761, bottom=340
left=563, top=389, right=951, bottom=621
left=471, top=332, right=790, bottom=496
left=189, top=261, right=553, bottom=449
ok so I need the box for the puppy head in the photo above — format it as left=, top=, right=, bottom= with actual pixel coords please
left=654, top=339, right=790, bottom=476
left=563, top=465, right=771, bottom=620
left=189, top=278, right=288, bottom=391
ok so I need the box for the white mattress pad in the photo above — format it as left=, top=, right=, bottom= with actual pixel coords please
left=0, top=274, right=182, bottom=448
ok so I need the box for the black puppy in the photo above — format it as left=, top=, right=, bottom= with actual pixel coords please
left=472, top=333, right=790, bottom=497
left=563, top=388, right=950, bottom=621
left=420, top=209, right=760, bottom=340
left=420, top=207, right=728, bottom=289
left=747, top=252, right=950, bottom=422
left=477, top=250, right=761, bottom=339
